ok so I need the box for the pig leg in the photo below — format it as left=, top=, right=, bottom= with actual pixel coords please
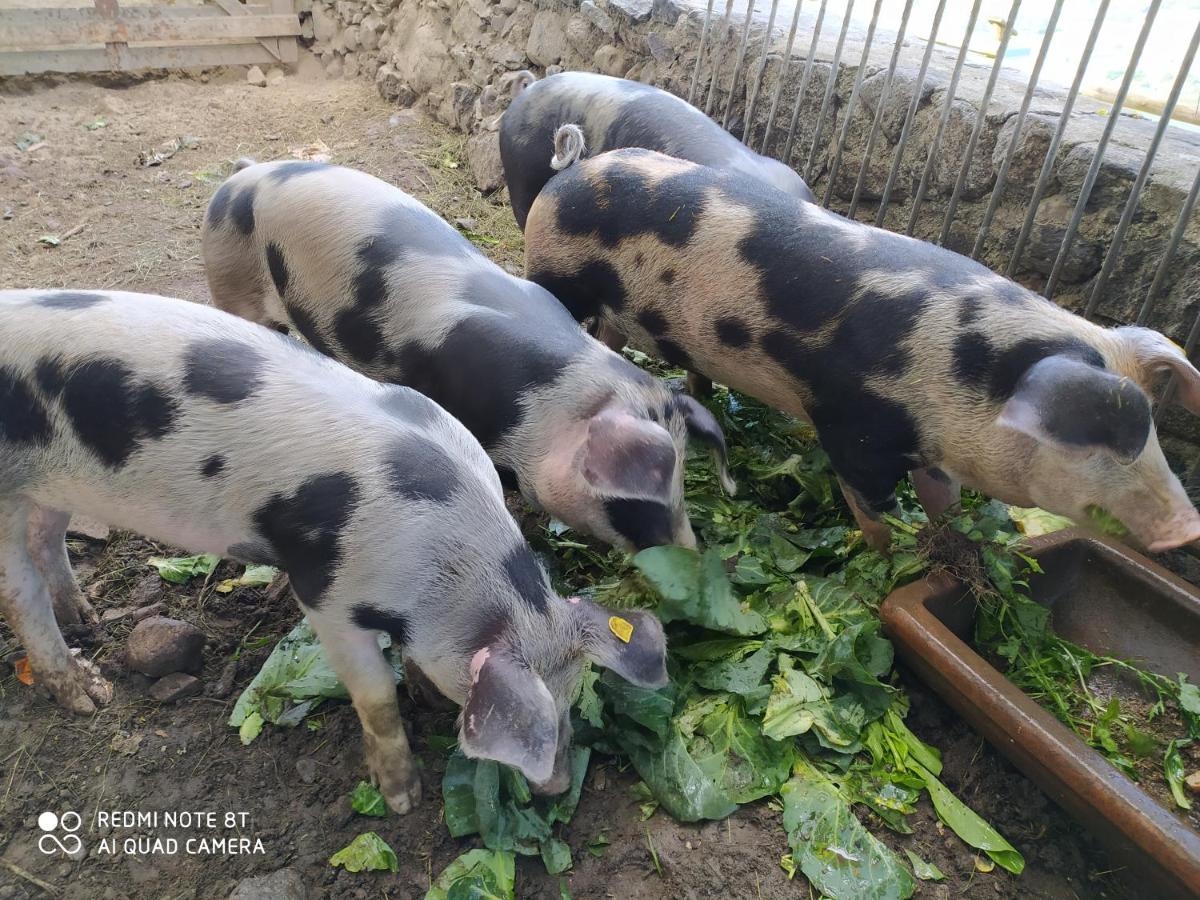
left=304, top=610, right=421, bottom=813
left=910, top=467, right=961, bottom=521
left=26, top=506, right=97, bottom=626
left=836, top=478, right=893, bottom=553
left=0, top=498, right=112, bottom=714
left=686, top=372, right=714, bottom=399
left=203, top=237, right=279, bottom=328
left=596, top=320, right=627, bottom=352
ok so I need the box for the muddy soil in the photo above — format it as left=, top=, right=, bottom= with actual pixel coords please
left=0, top=64, right=1143, bottom=899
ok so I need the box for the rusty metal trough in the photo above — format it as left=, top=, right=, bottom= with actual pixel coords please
left=881, top=529, right=1200, bottom=898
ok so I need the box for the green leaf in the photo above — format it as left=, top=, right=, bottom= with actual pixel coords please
left=230, top=619, right=403, bottom=737
left=215, top=564, right=278, bottom=593
left=1084, top=505, right=1130, bottom=538
left=781, top=773, right=915, bottom=899
left=693, top=643, right=772, bottom=698
left=37, top=234, right=61, bottom=247
left=1179, top=675, right=1200, bottom=716
left=349, top=781, right=388, bottom=817
left=586, top=831, right=610, bottom=858
left=1008, top=506, right=1074, bottom=537
left=148, top=553, right=219, bottom=584
left=633, top=546, right=767, bottom=635
left=903, top=849, right=945, bottom=881
left=539, top=837, right=572, bottom=874
left=762, top=668, right=825, bottom=741
left=686, top=695, right=794, bottom=803
left=621, top=726, right=737, bottom=822
left=914, top=762, right=1024, bottom=874
left=328, top=832, right=399, bottom=873
left=238, top=711, right=263, bottom=746
left=425, top=849, right=515, bottom=900
left=1164, top=740, right=1194, bottom=810
left=576, top=664, right=603, bottom=728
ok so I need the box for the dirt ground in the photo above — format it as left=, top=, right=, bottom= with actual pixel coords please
left=0, top=62, right=1146, bottom=899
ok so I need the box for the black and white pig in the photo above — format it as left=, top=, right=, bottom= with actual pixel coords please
left=0, top=288, right=667, bottom=812
left=201, top=160, right=733, bottom=552
left=523, top=135, right=1200, bottom=553
left=499, top=71, right=816, bottom=230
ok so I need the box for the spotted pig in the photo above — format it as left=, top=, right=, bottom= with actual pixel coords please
left=523, top=139, right=1200, bottom=553
left=0, top=289, right=668, bottom=812
left=201, top=160, right=733, bottom=552
left=499, top=71, right=816, bottom=230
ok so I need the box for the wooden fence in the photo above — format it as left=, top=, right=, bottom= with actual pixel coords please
left=0, top=0, right=300, bottom=76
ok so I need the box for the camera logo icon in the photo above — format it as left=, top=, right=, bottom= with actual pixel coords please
left=37, top=811, right=83, bottom=856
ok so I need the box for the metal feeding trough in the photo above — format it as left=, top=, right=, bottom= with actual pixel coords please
left=881, top=529, right=1200, bottom=898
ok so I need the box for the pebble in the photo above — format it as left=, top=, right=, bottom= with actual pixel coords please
left=148, top=672, right=203, bottom=703
left=228, top=867, right=307, bottom=900
left=125, top=616, right=205, bottom=677
left=246, top=65, right=268, bottom=87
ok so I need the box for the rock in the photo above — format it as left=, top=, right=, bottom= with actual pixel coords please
left=125, top=616, right=205, bottom=677
left=295, top=758, right=319, bottom=784
left=341, top=23, right=361, bottom=52
left=67, top=514, right=110, bottom=541
left=546, top=64, right=563, bottom=76
left=439, top=81, right=477, bottom=131
left=311, top=4, right=337, bottom=43
left=610, top=0, right=653, bottom=24
left=343, top=52, right=360, bottom=79
left=228, top=868, right=308, bottom=900
left=454, top=217, right=478, bottom=230
left=594, top=44, right=634, bottom=78
left=300, top=16, right=315, bottom=39
left=466, top=131, right=505, bottom=193
left=652, top=0, right=682, bottom=25
left=566, top=14, right=604, bottom=60
left=376, top=64, right=416, bottom=106
left=1185, top=770, right=1200, bottom=793
left=266, top=67, right=286, bottom=87
left=148, top=672, right=202, bottom=703
left=526, top=9, right=569, bottom=67
left=992, top=112, right=1055, bottom=189
left=475, top=84, right=502, bottom=121
left=325, top=56, right=343, bottom=79
left=579, top=0, right=616, bottom=36
left=646, top=31, right=674, bottom=62
left=359, top=18, right=382, bottom=50
left=246, top=66, right=267, bottom=87
left=1017, top=194, right=1103, bottom=283
left=1057, top=139, right=1141, bottom=210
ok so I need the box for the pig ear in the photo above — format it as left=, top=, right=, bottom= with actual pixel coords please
left=566, top=598, right=669, bottom=688
left=673, top=394, right=737, bottom=495
left=460, top=647, right=559, bottom=785
left=582, top=409, right=677, bottom=497
left=1118, top=326, right=1200, bottom=415
left=997, top=355, right=1152, bottom=464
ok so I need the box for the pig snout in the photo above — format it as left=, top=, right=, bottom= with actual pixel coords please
left=1136, top=504, right=1200, bottom=554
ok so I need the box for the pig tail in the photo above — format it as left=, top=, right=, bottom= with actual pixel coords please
left=550, top=124, right=586, bottom=171
left=233, top=157, right=257, bottom=172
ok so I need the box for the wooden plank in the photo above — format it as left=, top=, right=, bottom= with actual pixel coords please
left=209, top=0, right=288, bottom=65
left=0, top=8, right=300, bottom=49
left=0, top=41, right=284, bottom=76
left=270, top=0, right=296, bottom=64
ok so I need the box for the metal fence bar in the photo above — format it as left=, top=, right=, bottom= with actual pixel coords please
left=848, top=0, right=914, bottom=219
left=742, top=0, right=782, bottom=143
left=687, top=0, right=717, bottom=106
left=971, top=0, right=1064, bottom=259
left=905, top=0, right=983, bottom=236
left=722, top=0, right=759, bottom=130
left=1142, top=165, right=1200, bottom=331
left=823, top=0, right=885, bottom=207
left=938, top=0, right=1021, bottom=246
left=1082, top=20, right=1200, bottom=319
left=782, top=0, right=828, bottom=165
left=1005, top=0, right=1109, bottom=278
left=804, top=0, right=856, bottom=185
left=876, top=0, right=946, bottom=228
left=704, top=0, right=737, bottom=116
left=1045, top=0, right=1162, bottom=300
left=757, top=0, right=803, bottom=152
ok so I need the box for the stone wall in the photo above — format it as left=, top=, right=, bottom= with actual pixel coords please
left=306, top=0, right=1200, bottom=453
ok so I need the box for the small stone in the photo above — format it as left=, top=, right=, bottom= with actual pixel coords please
left=454, top=217, right=477, bottom=230
left=125, top=616, right=205, bottom=677
left=295, top=758, right=319, bottom=784
left=68, top=514, right=110, bottom=541
left=609, top=0, right=653, bottom=24
left=324, top=57, right=343, bottom=78
left=148, top=672, right=202, bottom=703
left=228, top=867, right=308, bottom=900
left=1186, top=771, right=1200, bottom=793
left=300, top=16, right=315, bottom=39
left=266, top=67, right=286, bottom=86
left=246, top=65, right=267, bottom=87
left=466, top=131, right=504, bottom=193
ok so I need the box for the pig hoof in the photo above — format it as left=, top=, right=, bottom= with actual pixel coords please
left=46, top=655, right=113, bottom=715
left=382, top=771, right=421, bottom=815
left=52, top=588, right=99, bottom=627
left=366, top=748, right=421, bottom=814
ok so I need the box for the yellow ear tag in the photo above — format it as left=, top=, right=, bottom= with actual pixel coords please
left=608, top=616, right=634, bottom=643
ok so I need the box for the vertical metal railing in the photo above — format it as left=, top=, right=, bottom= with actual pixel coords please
left=680, top=0, right=1200, bottom=462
